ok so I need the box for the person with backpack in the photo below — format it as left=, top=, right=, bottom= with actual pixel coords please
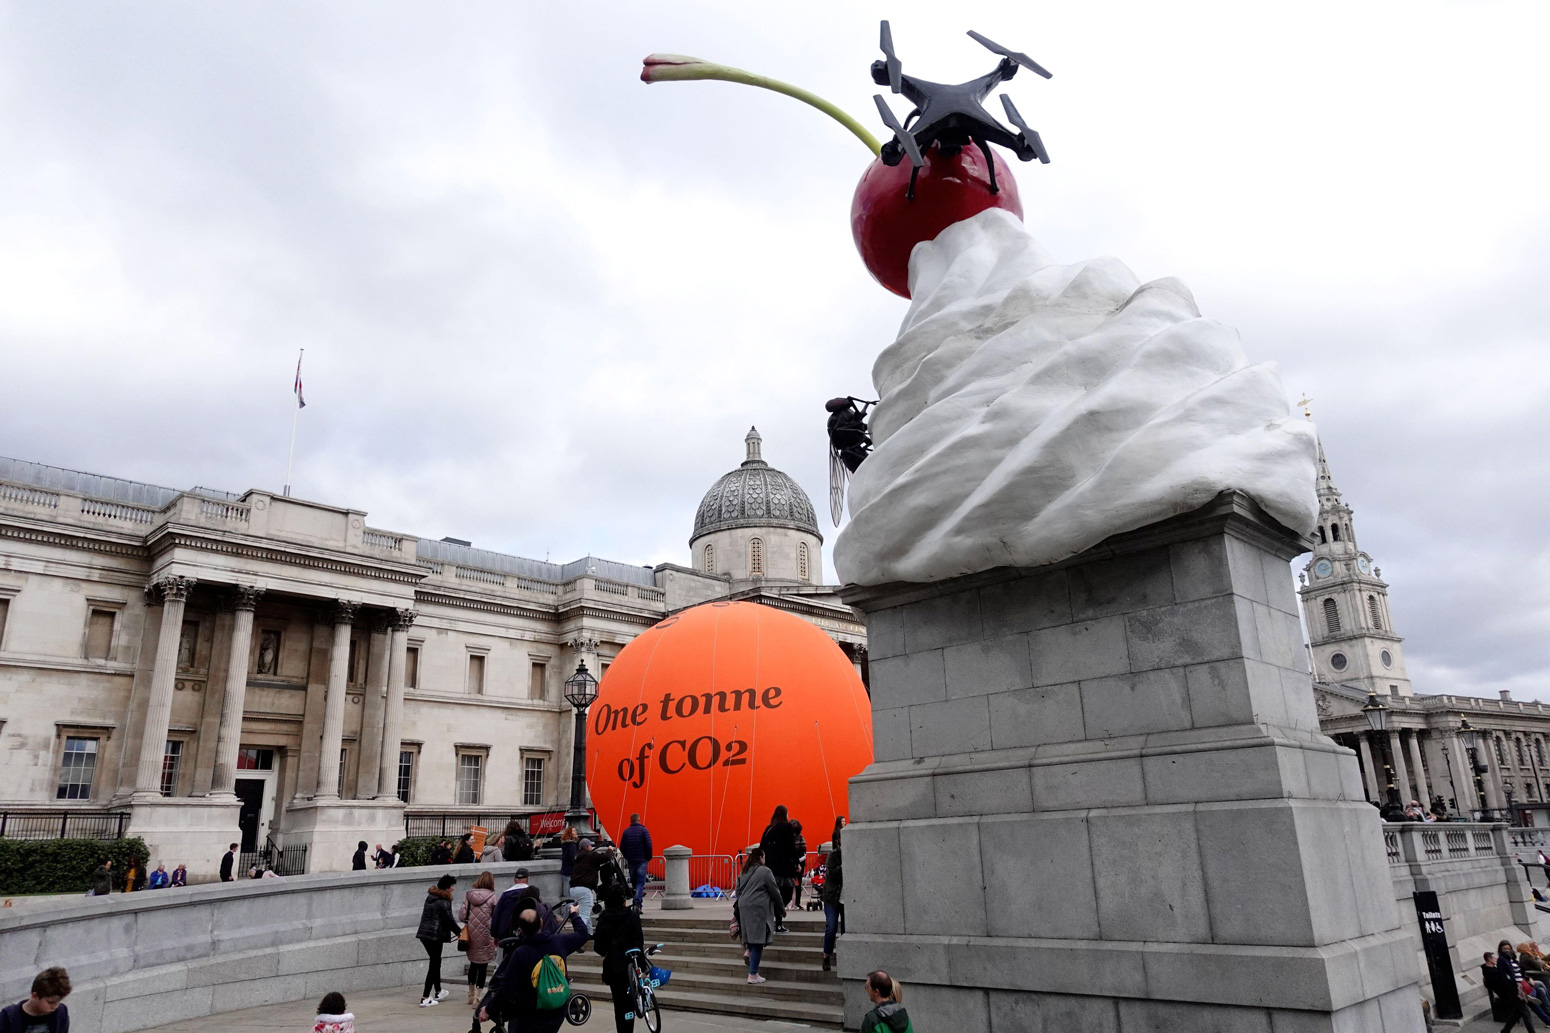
left=593, top=884, right=645, bottom=1033
left=479, top=902, right=590, bottom=1033
left=734, top=847, right=784, bottom=985
left=859, top=971, right=914, bottom=1033
left=416, top=874, right=460, bottom=1007
left=568, top=840, right=603, bottom=931
left=758, top=805, right=799, bottom=925
left=618, top=814, right=654, bottom=911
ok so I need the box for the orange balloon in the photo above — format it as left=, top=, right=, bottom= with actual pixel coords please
left=587, top=601, right=873, bottom=859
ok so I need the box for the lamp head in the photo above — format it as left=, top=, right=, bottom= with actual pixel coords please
left=565, top=660, right=600, bottom=710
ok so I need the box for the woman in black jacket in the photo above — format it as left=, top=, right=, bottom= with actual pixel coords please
left=415, top=875, right=459, bottom=1007
left=593, top=884, right=646, bottom=1032
left=453, top=833, right=476, bottom=865
left=759, top=804, right=798, bottom=927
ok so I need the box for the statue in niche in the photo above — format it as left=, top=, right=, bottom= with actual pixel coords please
left=177, top=621, right=199, bottom=669
left=256, top=630, right=281, bottom=675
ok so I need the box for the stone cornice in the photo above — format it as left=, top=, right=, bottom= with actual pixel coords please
left=0, top=520, right=149, bottom=559
left=555, top=601, right=663, bottom=627
left=147, top=526, right=427, bottom=586
left=413, top=590, right=556, bottom=624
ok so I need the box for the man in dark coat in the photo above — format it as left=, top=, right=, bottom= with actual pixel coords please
left=617, top=814, right=654, bottom=910
left=480, top=903, right=590, bottom=1033
left=88, top=859, right=113, bottom=896
left=219, top=844, right=237, bottom=882
left=430, top=839, right=453, bottom=865
left=569, top=841, right=604, bottom=931
left=351, top=841, right=368, bottom=870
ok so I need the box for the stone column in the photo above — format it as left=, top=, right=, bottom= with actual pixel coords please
left=132, top=576, right=196, bottom=798
left=662, top=844, right=693, bottom=910
left=356, top=613, right=392, bottom=799
left=1479, top=733, right=1507, bottom=813
left=1406, top=731, right=1430, bottom=807
left=313, top=601, right=358, bottom=800
left=1356, top=735, right=1382, bottom=803
left=375, top=609, right=416, bottom=800
left=1388, top=729, right=1411, bottom=804
left=1443, top=732, right=1475, bottom=813
left=210, top=586, right=263, bottom=797
left=839, top=493, right=1420, bottom=1031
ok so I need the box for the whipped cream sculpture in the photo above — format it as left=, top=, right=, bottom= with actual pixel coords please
left=644, top=24, right=1318, bottom=586
left=833, top=209, right=1318, bottom=585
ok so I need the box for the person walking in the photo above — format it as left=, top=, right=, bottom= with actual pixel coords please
left=859, top=971, right=914, bottom=1033
left=453, top=833, right=476, bottom=865
left=415, top=874, right=460, bottom=1007
left=618, top=814, right=654, bottom=911
left=593, top=884, right=645, bottom=1033
left=491, top=868, right=537, bottom=943
left=1, top=967, right=71, bottom=1033
left=311, top=991, right=354, bottom=1033
left=220, top=843, right=238, bottom=882
left=559, top=826, right=579, bottom=894
left=759, top=805, right=798, bottom=926
left=86, top=859, right=112, bottom=897
left=431, top=839, right=453, bottom=865
left=820, top=818, right=844, bottom=971
left=351, top=841, right=368, bottom=871
left=170, top=864, right=187, bottom=888
left=461, top=872, right=498, bottom=1007
left=569, top=840, right=603, bottom=931
left=790, top=820, right=808, bottom=910
left=372, top=843, right=393, bottom=868
left=502, top=820, right=534, bottom=862
left=148, top=864, right=170, bottom=890
left=1500, top=941, right=1550, bottom=1025
left=734, top=847, right=784, bottom=985
left=122, top=859, right=143, bottom=892
left=478, top=901, right=590, bottom=1033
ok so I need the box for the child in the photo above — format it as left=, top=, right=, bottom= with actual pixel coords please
left=312, top=992, right=354, bottom=1033
left=1, top=966, right=71, bottom=1032
left=859, top=970, right=912, bottom=1033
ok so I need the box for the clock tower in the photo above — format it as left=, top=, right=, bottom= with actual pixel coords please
left=1297, top=439, right=1413, bottom=695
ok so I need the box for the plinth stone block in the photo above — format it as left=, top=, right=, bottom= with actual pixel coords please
left=840, top=493, right=1423, bottom=1032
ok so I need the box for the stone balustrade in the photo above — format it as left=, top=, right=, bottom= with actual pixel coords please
left=0, top=860, right=558, bottom=1033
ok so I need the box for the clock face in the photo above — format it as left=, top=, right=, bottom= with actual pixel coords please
left=1314, top=558, right=1333, bottom=578
left=1357, top=556, right=1371, bottom=574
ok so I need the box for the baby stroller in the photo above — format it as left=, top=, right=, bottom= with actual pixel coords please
left=804, top=864, right=826, bottom=910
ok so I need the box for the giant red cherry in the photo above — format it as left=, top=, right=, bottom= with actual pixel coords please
left=851, top=143, right=1022, bottom=298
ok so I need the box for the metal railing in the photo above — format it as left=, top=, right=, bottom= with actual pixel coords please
left=0, top=810, right=130, bottom=840
left=404, top=813, right=530, bottom=839
left=239, top=840, right=308, bottom=877
left=646, top=854, right=740, bottom=891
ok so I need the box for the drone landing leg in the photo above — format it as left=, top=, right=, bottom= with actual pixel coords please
left=906, top=165, right=920, bottom=201
left=977, top=139, right=999, bottom=194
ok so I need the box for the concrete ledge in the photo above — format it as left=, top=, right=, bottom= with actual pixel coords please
left=0, top=859, right=558, bottom=1033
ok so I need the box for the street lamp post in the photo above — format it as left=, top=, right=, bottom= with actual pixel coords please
left=1458, top=719, right=1487, bottom=821
left=1361, top=693, right=1397, bottom=809
left=564, top=660, right=600, bottom=837
left=1440, top=740, right=1459, bottom=817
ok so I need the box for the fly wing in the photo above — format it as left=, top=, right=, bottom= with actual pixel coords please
left=829, top=447, right=850, bottom=526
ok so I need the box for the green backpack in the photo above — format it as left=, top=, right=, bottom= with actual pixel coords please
left=530, top=954, right=570, bottom=1010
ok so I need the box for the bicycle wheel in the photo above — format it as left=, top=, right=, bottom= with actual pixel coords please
left=636, top=969, right=662, bottom=1033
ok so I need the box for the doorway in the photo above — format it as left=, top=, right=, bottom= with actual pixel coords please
left=235, top=779, right=265, bottom=852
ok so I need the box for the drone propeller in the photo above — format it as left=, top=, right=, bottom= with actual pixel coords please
left=967, top=30, right=1052, bottom=79
left=874, top=95, right=924, bottom=167
left=879, top=20, right=903, bottom=93
left=1000, top=94, right=1050, bottom=164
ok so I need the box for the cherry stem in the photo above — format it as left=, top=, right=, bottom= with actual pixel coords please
left=642, top=55, right=881, bottom=157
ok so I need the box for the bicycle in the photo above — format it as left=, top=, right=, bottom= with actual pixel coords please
left=622, top=942, right=667, bottom=1033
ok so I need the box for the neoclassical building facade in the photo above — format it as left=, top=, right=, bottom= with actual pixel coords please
left=0, top=431, right=865, bottom=873
left=1303, top=442, right=1550, bottom=825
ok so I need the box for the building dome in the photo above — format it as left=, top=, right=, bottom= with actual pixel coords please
left=692, top=428, right=821, bottom=543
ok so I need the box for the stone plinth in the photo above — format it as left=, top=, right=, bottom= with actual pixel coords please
left=839, top=492, right=1423, bottom=1032
left=281, top=798, right=406, bottom=873
left=662, top=844, right=693, bottom=910
left=124, top=797, right=242, bottom=877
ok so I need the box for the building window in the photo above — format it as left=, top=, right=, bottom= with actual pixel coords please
left=0, top=597, right=10, bottom=649
left=1322, top=598, right=1340, bottom=635
left=1329, top=651, right=1347, bottom=671
left=338, top=748, right=347, bottom=794
left=523, top=756, right=545, bottom=807
left=85, top=609, right=116, bottom=660
left=704, top=543, right=714, bottom=573
left=397, top=750, right=415, bottom=803
left=798, top=542, right=810, bottom=581
left=1538, top=740, right=1545, bottom=767
left=405, top=646, right=420, bottom=689
left=347, top=636, right=366, bottom=687
left=1317, top=526, right=1327, bottom=544
left=749, top=538, right=764, bottom=576
left=177, top=620, right=199, bottom=668
left=1331, top=524, right=1341, bottom=541
left=161, top=740, right=183, bottom=797
left=56, top=737, right=98, bottom=800
left=236, top=747, right=274, bottom=770
left=1496, top=738, right=1507, bottom=766
left=1367, top=595, right=1383, bottom=630
left=529, top=662, right=547, bottom=700
left=467, top=654, right=486, bottom=695
left=1380, top=649, right=1393, bottom=669
left=1517, top=739, right=1527, bottom=767
left=457, top=753, right=484, bottom=805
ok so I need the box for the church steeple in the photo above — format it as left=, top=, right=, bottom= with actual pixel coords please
left=1298, top=433, right=1412, bottom=696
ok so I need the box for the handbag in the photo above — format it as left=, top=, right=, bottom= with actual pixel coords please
left=457, top=923, right=471, bottom=952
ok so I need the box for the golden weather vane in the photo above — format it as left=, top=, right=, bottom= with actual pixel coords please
left=1295, top=394, right=1313, bottom=420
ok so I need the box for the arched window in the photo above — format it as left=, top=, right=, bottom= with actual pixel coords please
left=1322, top=598, right=1341, bottom=635
left=1537, top=739, right=1545, bottom=766
left=1517, top=739, right=1528, bottom=767
left=704, top=543, right=714, bottom=573
left=1331, top=524, right=1341, bottom=541
left=798, top=542, right=810, bottom=581
left=1317, top=526, right=1327, bottom=544
left=749, top=537, right=764, bottom=576
left=1496, top=737, right=1507, bottom=766
left=1367, top=595, right=1383, bottom=630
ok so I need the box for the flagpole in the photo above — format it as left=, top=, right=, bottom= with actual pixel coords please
left=284, top=348, right=303, bottom=497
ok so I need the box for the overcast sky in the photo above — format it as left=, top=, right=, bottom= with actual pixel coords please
left=1, top=2, right=1546, bottom=701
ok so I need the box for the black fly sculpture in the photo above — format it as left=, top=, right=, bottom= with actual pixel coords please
left=826, top=396, right=876, bottom=526
left=872, top=22, right=1052, bottom=200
